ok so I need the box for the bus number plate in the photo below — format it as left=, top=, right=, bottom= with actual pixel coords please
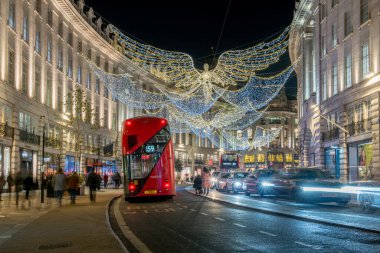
left=144, top=190, right=157, bottom=194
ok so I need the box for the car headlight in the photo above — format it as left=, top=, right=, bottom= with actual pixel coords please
left=234, top=182, right=242, bottom=187
left=212, top=178, right=216, bottom=182
left=262, top=182, right=275, bottom=187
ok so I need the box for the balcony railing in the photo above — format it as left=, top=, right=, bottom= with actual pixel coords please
left=44, top=136, right=62, bottom=149
left=347, top=119, right=372, bottom=136
left=0, top=122, right=14, bottom=138
left=322, top=128, right=340, bottom=142
left=19, top=129, right=40, bottom=145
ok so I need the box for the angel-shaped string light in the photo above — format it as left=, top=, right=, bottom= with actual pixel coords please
left=87, top=25, right=294, bottom=150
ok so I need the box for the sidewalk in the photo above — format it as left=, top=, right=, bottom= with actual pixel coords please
left=185, top=186, right=380, bottom=233
left=0, top=188, right=124, bottom=253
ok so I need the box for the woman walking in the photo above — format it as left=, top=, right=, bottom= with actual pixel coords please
left=201, top=167, right=211, bottom=195
left=53, top=169, right=66, bottom=207
left=68, top=172, right=79, bottom=204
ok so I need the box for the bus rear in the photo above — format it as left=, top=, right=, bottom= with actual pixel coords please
left=122, top=117, right=176, bottom=200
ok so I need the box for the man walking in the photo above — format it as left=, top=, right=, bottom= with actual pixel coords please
left=87, top=170, right=99, bottom=203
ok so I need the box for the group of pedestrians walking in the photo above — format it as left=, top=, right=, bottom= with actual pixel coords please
left=193, top=167, right=212, bottom=195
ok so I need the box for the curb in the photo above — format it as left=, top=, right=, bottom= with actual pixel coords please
left=185, top=188, right=380, bottom=234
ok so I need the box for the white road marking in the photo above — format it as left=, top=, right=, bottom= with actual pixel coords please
left=259, top=231, right=277, bottom=237
left=295, top=241, right=321, bottom=250
left=214, top=217, right=225, bottom=221
left=144, top=210, right=148, bottom=214
left=201, top=212, right=208, bottom=216
left=182, top=206, right=188, bottom=208
left=233, top=223, right=246, bottom=228
left=169, top=208, right=176, bottom=212
left=154, top=209, right=160, bottom=212
left=164, top=209, right=170, bottom=212
left=0, top=215, right=6, bottom=218
left=0, top=236, right=11, bottom=239
left=190, top=209, right=196, bottom=212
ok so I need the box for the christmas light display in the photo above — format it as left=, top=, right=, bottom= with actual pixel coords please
left=85, top=25, right=294, bottom=150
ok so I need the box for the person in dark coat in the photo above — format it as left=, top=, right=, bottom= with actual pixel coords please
left=103, top=174, right=109, bottom=188
left=86, top=170, right=100, bottom=202
left=7, top=173, right=14, bottom=194
left=23, top=173, right=33, bottom=208
left=193, top=175, right=202, bottom=195
left=14, top=171, right=23, bottom=206
left=113, top=172, right=121, bottom=189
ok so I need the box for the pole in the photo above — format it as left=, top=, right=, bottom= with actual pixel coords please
left=41, top=121, right=45, bottom=203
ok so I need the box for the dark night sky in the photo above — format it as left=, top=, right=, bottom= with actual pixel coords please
left=83, top=0, right=297, bottom=95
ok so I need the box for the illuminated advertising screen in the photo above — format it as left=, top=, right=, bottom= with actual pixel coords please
left=221, top=154, right=239, bottom=169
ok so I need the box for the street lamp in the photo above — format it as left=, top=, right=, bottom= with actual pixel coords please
left=40, top=116, right=46, bottom=203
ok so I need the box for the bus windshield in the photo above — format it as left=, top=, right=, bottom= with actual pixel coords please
left=128, top=126, right=171, bottom=179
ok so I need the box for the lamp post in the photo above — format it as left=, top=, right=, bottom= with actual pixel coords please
left=40, top=116, right=46, bottom=203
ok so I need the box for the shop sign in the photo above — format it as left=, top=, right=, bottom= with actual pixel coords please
left=267, top=152, right=284, bottom=163
left=257, top=154, right=265, bottom=163
left=293, top=154, right=299, bottom=163
left=244, top=154, right=255, bottom=163
left=221, top=153, right=239, bottom=169
left=285, top=153, right=293, bottom=163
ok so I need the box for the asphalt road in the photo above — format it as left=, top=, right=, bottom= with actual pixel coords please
left=118, top=186, right=380, bottom=253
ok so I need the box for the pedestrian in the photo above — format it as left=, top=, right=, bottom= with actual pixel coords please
left=201, top=167, right=211, bottom=195
left=113, top=172, right=121, bottom=189
left=192, top=174, right=202, bottom=195
left=7, top=173, right=14, bottom=194
left=23, top=173, right=33, bottom=208
left=67, top=171, right=79, bottom=204
left=14, top=171, right=22, bottom=206
left=86, top=170, right=100, bottom=202
left=103, top=173, right=109, bottom=188
left=53, top=168, right=66, bottom=207
left=0, top=175, right=5, bottom=201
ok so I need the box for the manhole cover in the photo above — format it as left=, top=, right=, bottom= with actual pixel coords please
left=38, top=241, right=73, bottom=250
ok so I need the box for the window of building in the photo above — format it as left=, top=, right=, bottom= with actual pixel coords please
left=104, top=103, right=108, bottom=128
left=361, top=43, right=370, bottom=79
left=104, top=87, right=108, bottom=99
left=95, top=79, right=100, bottom=94
left=78, top=40, right=82, bottom=53
left=22, top=61, right=28, bottom=95
left=356, top=103, right=364, bottom=122
left=332, top=63, right=338, bottom=95
left=58, top=81, right=63, bottom=112
left=47, top=34, right=52, bottom=63
left=68, top=31, right=73, bottom=47
left=360, top=0, right=369, bottom=24
left=332, top=24, right=337, bottom=48
left=86, top=73, right=91, bottom=90
left=104, top=61, right=109, bottom=71
left=331, top=0, right=338, bottom=8
left=35, top=25, right=41, bottom=54
left=96, top=56, right=100, bottom=67
left=8, top=0, right=16, bottom=30
left=345, top=54, right=352, bottom=88
left=77, top=61, right=82, bottom=84
left=35, top=0, right=42, bottom=14
left=57, top=44, right=63, bottom=71
left=22, top=9, right=29, bottom=43
left=8, top=50, right=15, bottom=85
left=67, top=52, right=73, bottom=78
left=87, top=48, right=92, bottom=59
left=344, top=12, right=353, bottom=37
left=47, top=8, right=53, bottom=27
left=321, top=35, right=326, bottom=56
left=366, top=100, right=371, bottom=120
left=35, top=67, right=40, bottom=102
left=322, top=71, right=327, bottom=101
left=320, top=3, right=327, bottom=21
left=46, top=71, right=52, bottom=107
left=58, top=20, right=63, bottom=37
left=112, top=113, right=117, bottom=131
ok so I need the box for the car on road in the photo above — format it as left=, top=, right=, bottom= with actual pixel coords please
left=245, top=168, right=351, bottom=205
left=344, top=180, right=380, bottom=211
left=211, top=171, right=221, bottom=189
left=243, top=169, right=278, bottom=196
left=226, top=172, right=250, bottom=193
left=215, top=172, right=231, bottom=191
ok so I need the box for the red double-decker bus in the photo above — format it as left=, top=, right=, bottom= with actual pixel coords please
left=122, top=116, right=176, bottom=200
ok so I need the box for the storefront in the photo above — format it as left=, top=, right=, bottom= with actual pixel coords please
left=267, top=152, right=284, bottom=170
left=324, top=147, right=341, bottom=179
left=348, top=141, right=373, bottom=182
left=20, top=149, right=37, bottom=180
left=64, top=155, right=76, bottom=173
left=0, top=145, right=11, bottom=178
left=44, top=153, right=60, bottom=175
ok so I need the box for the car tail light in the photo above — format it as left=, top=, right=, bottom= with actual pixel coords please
left=129, top=182, right=135, bottom=191
left=164, top=179, right=170, bottom=189
left=161, top=119, right=166, bottom=124
left=126, top=121, right=132, bottom=126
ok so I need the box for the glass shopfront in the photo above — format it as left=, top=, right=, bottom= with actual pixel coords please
left=65, top=155, right=75, bottom=173
left=0, top=145, right=11, bottom=178
left=324, top=147, right=341, bottom=179
left=348, top=141, right=372, bottom=182
left=20, top=149, right=37, bottom=180
left=44, top=153, right=60, bottom=175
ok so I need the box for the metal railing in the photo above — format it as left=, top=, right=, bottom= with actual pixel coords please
left=347, top=119, right=372, bottom=136
left=44, top=136, right=62, bottom=149
left=0, top=122, right=14, bottom=138
left=322, top=128, right=340, bottom=141
left=19, top=129, right=40, bottom=145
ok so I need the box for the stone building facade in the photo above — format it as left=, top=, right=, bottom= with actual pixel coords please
left=0, top=0, right=224, bottom=184
left=290, top=0, right=380, bottom=181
